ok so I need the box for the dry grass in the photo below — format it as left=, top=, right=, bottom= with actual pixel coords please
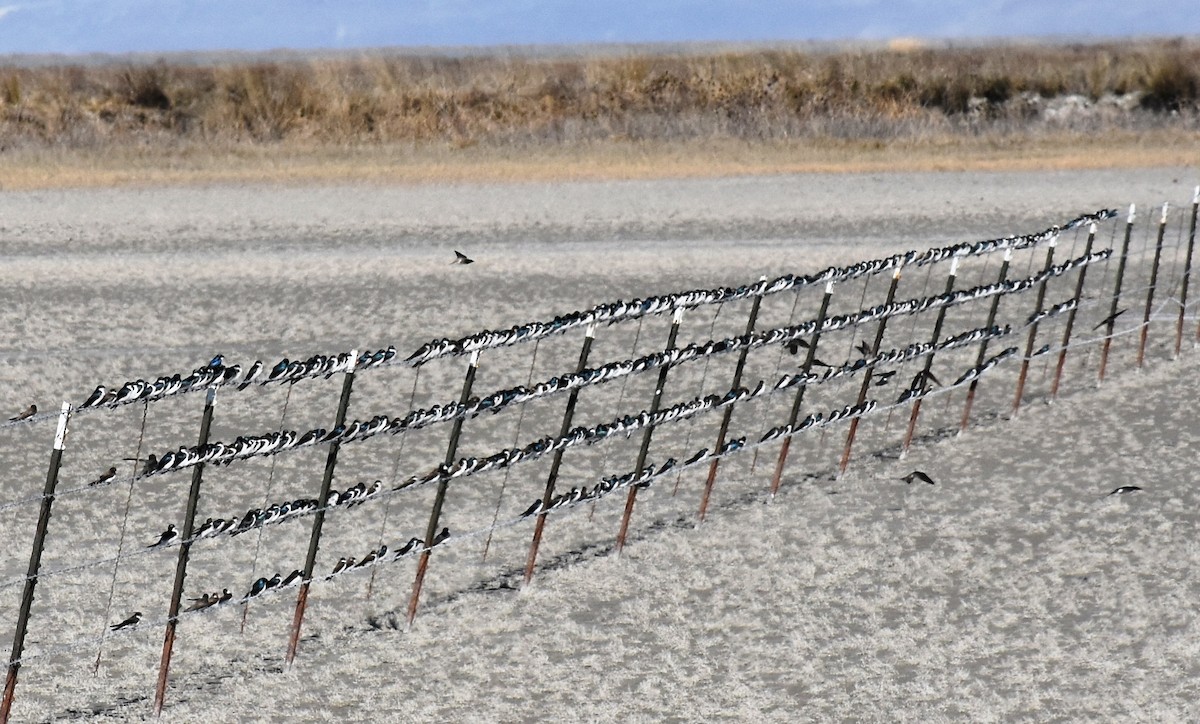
left=0, top=38, right=1197, bottom=188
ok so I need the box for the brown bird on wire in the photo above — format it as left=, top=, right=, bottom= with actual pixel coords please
left=9, top=404, right=36, bottom=422
left=89, top=466, right=118, bottom=487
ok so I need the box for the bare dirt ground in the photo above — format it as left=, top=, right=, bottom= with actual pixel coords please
left=0, top=166, right=1197, bottom=721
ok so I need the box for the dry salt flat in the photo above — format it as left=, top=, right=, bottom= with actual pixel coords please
left=0, top=166, right=1197, bottom=721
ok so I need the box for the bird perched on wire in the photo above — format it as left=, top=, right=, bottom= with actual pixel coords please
left=147, top=524, right=179, bottom=548
left=9, top=404, right=36, bottom=422
left=452, top=250, right=475, bottom=265
left=185, top=593, right=214, bottom=612
left=89, top=466, right=118, bottom=487
left=901, top=470, right=936, bottom=485
left=110, top=612, right=141, bottom=631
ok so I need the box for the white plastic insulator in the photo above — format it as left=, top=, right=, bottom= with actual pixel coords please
left=824, top=281, right=834, bottom=294
left=1161, top=202, right=1169, bottom=224
left=1193, top=185, right=1199, bottom=205
left=585, top=322, right=597, bottom=339
left=949, top=257, right=959, bottom=276
left=673, top=308, right=685, bottom=324
left=469, top=350, right=480, bottom=367
left=53, top=401, right=71, bottom=451
left=1128, top=203, right=1136, bottom=224
left=1004, top=248, right=1013, bottom=262
left=1089, top=222, right=1097, bottom=235
left=1049, top=234, right=1058, bottom=248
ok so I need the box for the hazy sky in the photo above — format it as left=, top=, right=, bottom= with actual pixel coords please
left=0, top=1, right=1196, bottom=55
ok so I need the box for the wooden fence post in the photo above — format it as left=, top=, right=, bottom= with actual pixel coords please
left=153, top=389, right=216, bottom=716
left=900, top=258, right=958, bottom=456
left=523, top=324, right=596, bottom=586
left=406, top=351, right=480, bottom=627
left=615, top=308, right=685, bottom=554
left=838, top=267, right=902, bottom=475
left=1, top=403, right=70, bottom=724
left=286, top=353, right=357, bottom=664
left=697, top=281, right=766, bottom=522
left=1050, top=222, right=1098, bottom=398
left=1012, top=236, right=1058, bottom=415
left=769, top=281, right=833, bottom=499
left=1099, top=204, right=1136, bottom=381
left=1136, top=203, right=1168, bottom=368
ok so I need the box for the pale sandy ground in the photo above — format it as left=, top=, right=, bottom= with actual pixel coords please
left=0, top=167, right=1197, bottom=721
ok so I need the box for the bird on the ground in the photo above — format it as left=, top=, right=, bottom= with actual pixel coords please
left=1108, top=485, right=1142, bottom=496
left=89, top=466, right=118, bottom=487
left=147, top=524, right=179, bottom=548
left=110, top=612, right=141, bottom=631
left=9, top=404, right=36, bottom=422
left=452, top=250, right=474, bottom=265
left=1093, top=308, right=1126, bottom=331
left=902, top=470, right=936, bottom=485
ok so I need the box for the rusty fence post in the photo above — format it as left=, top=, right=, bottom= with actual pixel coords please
left=523, top=324, right=596, bottom=586
left=838, top=267, right=902, bottom=476
left=697, top=281, right=766, bottom=522
left=1050, top=222, right=1098, bottom=398
left=1012, top=235, right=1059, bottom=416
left=406, top=351, right=480, bottom=627
left=153, top=389, right=216, bottom=715
left=769, top=281, right=833, bottom=499
left=615, top=308, right=685, bottom=554
left=900, top=258, right=958, bottom=456
left=1178, top=186, right=1199, bottom=355
left=1099, top=204, right=1136, bottom=381
left=959, top=249, right=1012, bottom=432
left=286, top=352, right=357, bottom=664
left=1, top=402, right=71, bottom=724
left=1136, top=203, right=1169, bottom=368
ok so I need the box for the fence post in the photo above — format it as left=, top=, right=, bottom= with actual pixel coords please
left=1099, top=204, right=1136, bottom=381
left=959, top=249, right=1012, bottom=432
left=0, top=402, right=70, bottom=724
left=838, top=267, right=902, bottom=475
left=1178, top=187, right=1199, bottom=355
left=523, top=324, right=596, bottom=587
left=153, top=389, right=216, bottom=716
left=1050, top=222, right=1098, bottom=398
left=285, top=352, right=357, bottom=665
left=769, top=281, right=833, bottom=499
left=406, top=351, right=480, bottom=627
left=697, top=281, right=766, bottom=522
left=900, top=258, right=958, bottom=456
left=615, top=308, right=685, bottom=554
left=1136, top=203, right=1169, bottom=368
left=1012, top=236, right=1058, bottom=416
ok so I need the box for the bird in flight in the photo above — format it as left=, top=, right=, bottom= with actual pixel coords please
left=901, top=470, right=936, bottom=485
left=784, top=338, right=810, bottom=355
left=452, top=250, right=474, bottom=265
left=1108, top=485, right=1142, bottom=496
left=1093, top=308, right=1126, bottom=331
left=873, top=370, right=897, bottom=386
left=855, top=340, right=873, bottom=357
left=110, top=612, right=142, bottom=631
left=9, top=404, right=36, bottom=422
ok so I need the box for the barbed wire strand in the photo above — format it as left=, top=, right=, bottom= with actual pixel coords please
left=366, top=367, right=422, bottom=601
left=672, top=303, right=724, bottom=495
left=91, top=399, right=149, bottom=675
left=590, top=315, right=645, bottom=520
left=748, top=289, right=803, bottom=474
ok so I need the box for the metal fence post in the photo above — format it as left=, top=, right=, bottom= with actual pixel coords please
left=900, top=258, right=958, bottom=456
left=615, top=308, right=685, bottom=554
left=1136, top=203, right=1168, bottom=368
left=769, top=281, right=833, bottom=499
left=1050, top=222, right=1098, bottom=398
left=153, top=389, right=216, bottom=716
left=1, top=402, right=70, bottom=724
left=1099, top=204, right=1136, bottom=381
left=285, top=353, right=357, bottom=664
left=406, top=351, right=480, bottom=627
left=1012, top=236, right=1058, bottom=415
left=697, top=281, right=766, bottom=522
left=1178, top=187, right=1199, bottom=355
left=960, top=249, right=1012, bottom=432
left=838, top=267, right=902, bottom=475
left=523, top=324, right=596, bottom=586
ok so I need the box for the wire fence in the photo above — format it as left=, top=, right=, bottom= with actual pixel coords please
left=1, top=191, right=1197, bottom=721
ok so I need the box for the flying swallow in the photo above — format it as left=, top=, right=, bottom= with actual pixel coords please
left=784, top=338, right=810, bottom=355
left=1093, top=308, right=1126, bottom=331
left=855, top=340, right=873, bottom=357
left=901, top=470, right=936, bottom=485
left=452, top=250, right=474, bottom=265
left=873, top=370, right=897, bottom=386
left=9, top=404, right=36, bottom=422
left=110, top=612, right=142, bottom=631
left=89, top=466, right=118, bottom=487
left=1108, top=485, right=1142, bottom=496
